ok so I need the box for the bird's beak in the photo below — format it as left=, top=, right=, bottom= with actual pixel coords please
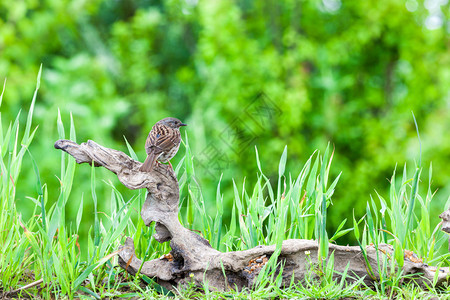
left=180, top=123, right=187, bottom=127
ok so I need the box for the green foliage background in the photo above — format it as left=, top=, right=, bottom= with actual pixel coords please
left=1, top=0, right=449, bottom=245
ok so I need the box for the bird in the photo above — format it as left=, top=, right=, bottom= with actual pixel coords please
left=139, top=117, right=187, bottom=172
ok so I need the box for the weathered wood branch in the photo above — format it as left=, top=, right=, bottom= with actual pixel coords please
left=440, top=209, right=450, bottom=251
left=55, top=139, right=450, bottom=291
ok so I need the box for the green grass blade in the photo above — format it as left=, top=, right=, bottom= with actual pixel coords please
left=124, top=135, right=138, bottom=161
left=22, top=64, right=41, bottom=146
left=76, top=194, right=84, bottom=232
left=0, top=77, right=5, bottom=107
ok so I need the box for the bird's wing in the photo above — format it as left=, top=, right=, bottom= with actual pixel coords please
left=145, top=124, right=180, bottom=155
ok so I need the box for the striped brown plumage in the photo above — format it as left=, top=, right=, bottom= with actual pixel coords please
left=140, top=117, right=187, bottom=172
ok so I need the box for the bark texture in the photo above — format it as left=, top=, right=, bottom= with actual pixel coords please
left=55, top=139, right=450, bottom=291
left=440, top=209, right=450, bottom=251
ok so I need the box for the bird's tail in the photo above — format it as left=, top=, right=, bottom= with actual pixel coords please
left=140, top=153, right=158, bottom=172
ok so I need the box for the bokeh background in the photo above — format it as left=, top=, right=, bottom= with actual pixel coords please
left=1, top=0, right=449, bottom=246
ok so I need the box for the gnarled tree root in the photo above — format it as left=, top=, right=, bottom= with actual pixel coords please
left=118, top=237, right=449, bottom=291
left=55, top=139, right=450, bottom=291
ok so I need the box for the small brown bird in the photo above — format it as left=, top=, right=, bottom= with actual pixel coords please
left=140, top=117, right=187, bottom=172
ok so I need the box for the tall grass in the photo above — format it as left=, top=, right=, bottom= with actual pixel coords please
left=352, top=117, right=450, bottom=296
left=177, top=137, right=345, bottom=254
left=0, top=69, right=162, bottom=298
left=0, top=67, right=41, bottom=292
left=177, top=135, right=347, bottom=288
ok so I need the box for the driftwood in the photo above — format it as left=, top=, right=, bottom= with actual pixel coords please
left=54, top=139, right=450, bottom=291
left=440, top=209, right=450, bottom=251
